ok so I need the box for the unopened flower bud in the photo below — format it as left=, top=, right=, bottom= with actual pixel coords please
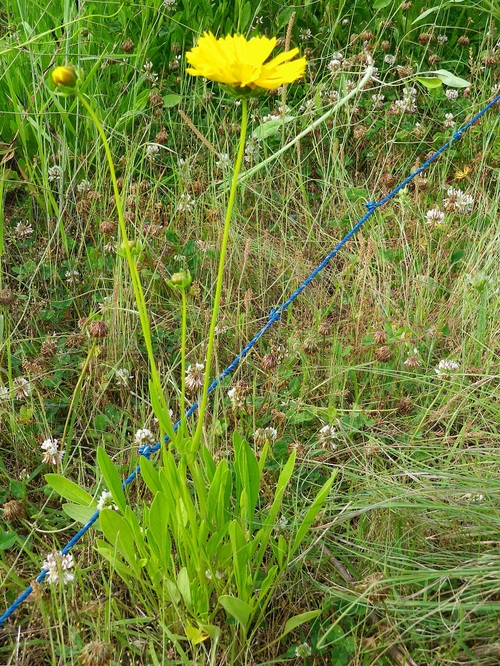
left=167, top=270, right=192, bottom=291
left=52, top=65, right=79, bottom=88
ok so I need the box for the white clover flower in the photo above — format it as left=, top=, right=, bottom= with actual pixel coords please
left=327, top=58, right=342, bottom=73
left=145, top=143, right=160, bottom=159
left=143, top=60, right=159, bottom=84
left=445, top=88, right=459, bottom=100
left=384, top=54, right=396, bottom=65
left=13, top=377, right=31, bottom=399
left=244, top=136, right=261, bottom=164
left=65, top=269, right=80, bottom=284
left=299, top=28, right=313, bottom=41
left=77, top=179, right=92, bottom=193
left=48, top=165, right=62, bottom=183
left=0, top=385, right=10, bottom=403
left=463, top=493, right=485, bottom=502
left=97, top=490, right=118, bottom=511
left=295, top=642, right=312, bottom=658
left=435, top=359, right=460, bottom=378
left=227, top=387, right=245, bottom=409
left=425, top=208, right=445, bottom=228
left=215, top=153, right=230, bottom=168
left=443, top=187, right=474, bottom=215
left=253, top=427, right=278, bottom=446
left=104, top=242, right=116, bottom=254
left=437, top=34, right=448, bottom=43
left=115, top=367, right=133, bottom=387
left=135, top=428, right=155, bottom=445
left=318, top=424, right=339, bottom=449
left=176, top=193, right=195, bottom=212
left=41, top=438, right=64, bottom=465
left=14, top=221, right=33, bottom=238
left=185, top=363, right=204, bottom=392
left=43, top=551, right=74, bottom=585
left=444, top=113, right=456, bottom=128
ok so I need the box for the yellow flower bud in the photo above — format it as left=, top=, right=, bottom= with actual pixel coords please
left=52, top=65, right=78, bottom=88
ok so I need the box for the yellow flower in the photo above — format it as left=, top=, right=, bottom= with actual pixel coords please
left=51, top=65, right=78, bottom=88
left=186, top=32, right=306, bottom=95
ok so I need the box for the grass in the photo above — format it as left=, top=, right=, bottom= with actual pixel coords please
left=1, top=0, right=500, bottom=663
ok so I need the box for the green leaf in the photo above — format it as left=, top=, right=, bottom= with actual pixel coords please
left=290, top=472, right=337, bottom=556
left=373, top=0, right=394, bottom=7
left=140, top=455, right=162, bottom=495
left=185, top=625, right=210, bottom=644
left=281, top=609, right=322, bottom=639
left=0, top=531, right=18, bottom=550
left=163, top=93, right=183, bottom=108
left=344, top=187, right=368, bottom=202
left=45, top=474, right=95, bottom=506
left=96, top=448, right=127, bottom=513
left=177, top=567, right=192, bottom=608
left=62, top=503, right=99, bottom=526
left=233, top=432, right=260, bottom=530
left=415, top=77, right=443, bottom=89
left=412, top=1, right=465, bottom=25
left=450, top=248, right=465, bottom=265
left=219, top=595, right=252, bottom=631
left=433, top=69, right=470, bottom=88
left=99, top=508, right=138, bottom=571
left=95, top=540, right=131, bottom=579
left=253, top=116, right=295, bottom=140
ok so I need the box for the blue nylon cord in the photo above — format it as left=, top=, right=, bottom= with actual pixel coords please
left=1, top=91, right=499, bottom=629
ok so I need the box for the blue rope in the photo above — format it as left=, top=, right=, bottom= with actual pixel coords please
left=1, top=91, right=499, bottom=629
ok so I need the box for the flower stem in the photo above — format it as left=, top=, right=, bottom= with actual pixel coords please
left=76, top=92, right=176, bottom=444
left=180, top=287, right=187, bottom=440
left=191, top=98, right=248, bottom=453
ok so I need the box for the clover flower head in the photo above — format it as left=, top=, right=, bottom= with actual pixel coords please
left=15, top=221, right=34, bottom=238
left=425, top=208, right=445, bottom=228
left=176, top=193, right=195, bottom=212
left=185, top=363, right=205, bottom=392
left=41, top=438, right=64, bottom=465
left=295, top=642, right=312, bottom=658
left=318, top=424, right=339, bottom=449
left=253, top=427, right=278, bottom=446
left=435, top=359, right=460, bottom=378
left=13, top=377, right=31, bottom=399
left=443, top=187, right=474, bottom=215
left=48, top=165, right=62, bottom=183
left=115, top=367, right=133, bottom=387
left=43, top=551, right=75, bottom=584
left=97, top=490, right=119, bottom=511
left=135, top=428, right=155, bottom=446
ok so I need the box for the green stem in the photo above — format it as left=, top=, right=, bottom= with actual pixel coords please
left=180, top=287, right=187, bottom=440
left=76, top=92, right=176, bottom=443
left=192, top=98, right=248, bottom=453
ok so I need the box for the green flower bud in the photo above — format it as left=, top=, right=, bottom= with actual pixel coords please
left=167, top=269, right=192, bottom=291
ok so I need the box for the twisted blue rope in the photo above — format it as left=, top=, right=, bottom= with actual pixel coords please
left=1, top=91, right=499, bottom=629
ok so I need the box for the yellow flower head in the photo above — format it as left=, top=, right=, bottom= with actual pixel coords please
left=186, top=32, right=306, bottom=96
left=51, top=65, right=79, bottom=89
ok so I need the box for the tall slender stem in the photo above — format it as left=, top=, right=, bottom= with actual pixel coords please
left=76, top=92, right=176, bottom=443
left=191, top=99, right=248, bottom=453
